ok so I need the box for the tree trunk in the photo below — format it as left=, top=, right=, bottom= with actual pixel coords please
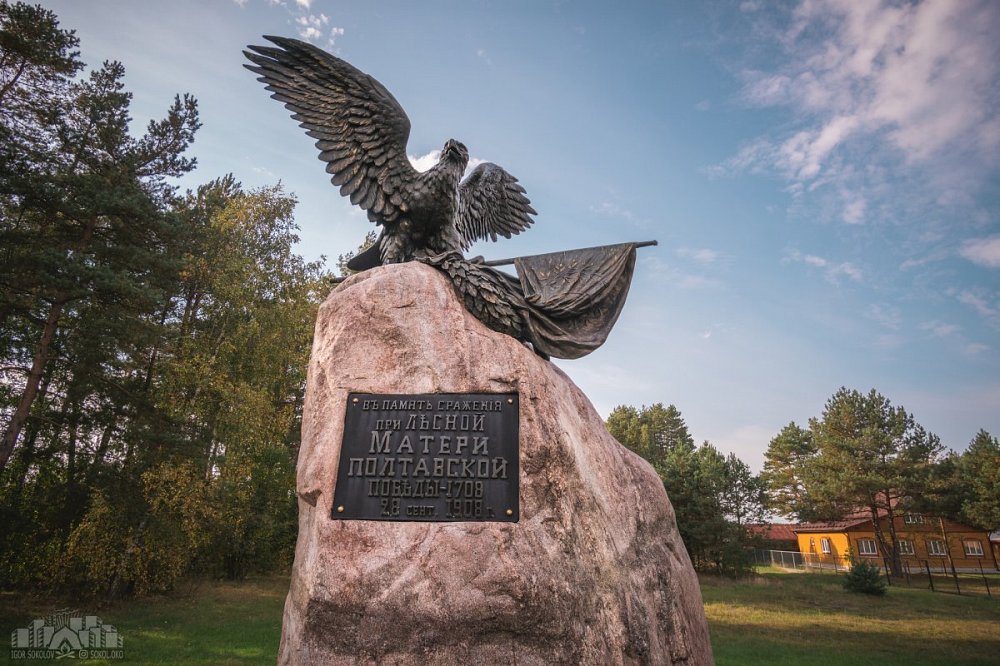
left=65, top=402, right=80, bottom=488
left=938, top=517, right=956, bottom=573
left=62, top=401, right=85, bottom=535
left=883, top=501, right=903, bottom=576
left=869, top=499, right=902, bottom=576
left=0, top=210, right=99, bottom=473
left=0, top=298, right=66, bottom=472
left=9, top=366, right=54, bottom=503
left=85, top=417, right=118, bottom=488
left=107, top=514, right=149, bottom=600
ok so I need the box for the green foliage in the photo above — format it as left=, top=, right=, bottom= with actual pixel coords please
left=336, top=229, right=377, bottom=277
left=607, top=402, right=694, bottom=469
left=720, top=452, right=767, bottom=528
left=842, top=559, right=887, bottom=596
left=762, top=421, right=817, bottom=520
left=0, top=0, right=200, bottom=476
left=802, top=388, right=942, bottom=574
left=2, top=175, right=325, bottom=595
left=157, top=181, right=325, bottom=580
left=905, top=430, right=1000, bottom=535
left=608, top=403, right=763, bottom=576
left=0, top=6, right=330, bottom=597
left=958, top=430, right=1000, bottom=532
left=62, top=462, right=217, bottom=597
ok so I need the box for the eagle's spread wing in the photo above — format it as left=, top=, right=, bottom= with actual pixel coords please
left=456, top=163, right=536, bottom=249
left=243, top=36, right=417, bottom=225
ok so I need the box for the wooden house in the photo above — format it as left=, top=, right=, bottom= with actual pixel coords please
left=792, top=510, right=998, bottom=573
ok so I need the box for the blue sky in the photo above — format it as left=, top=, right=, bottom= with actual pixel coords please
left=38, top=0, right=999, bottom=470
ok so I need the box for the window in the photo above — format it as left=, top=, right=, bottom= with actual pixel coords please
left=821, top=538, right=831, bottom=554
left=897, top=540, right=914, bottom=555
left=857, top=538, right=878, bottom=556
left=964, top=540, right=984, bottom=557
left=927, top=539, right=947, bottom=557
left=903, top=513, right=924, bottom=525
left=809, top=537, right=816, bottom=551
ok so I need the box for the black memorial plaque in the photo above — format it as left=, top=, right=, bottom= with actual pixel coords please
left=332, top=393, right=519, bottom=522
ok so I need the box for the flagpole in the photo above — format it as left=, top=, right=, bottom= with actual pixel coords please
left=331, top=240, right=658, bottom=283
left=481, top=239, right=658, bottom=267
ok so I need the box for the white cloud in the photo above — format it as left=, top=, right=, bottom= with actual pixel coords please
left=785, top=249, right=862, bottom=284
left=867, top=304, right=901, bottom=330
left=800, top=253, right=827, bottom=268
left=409, top=150, right=440, bottom=173
left=834, top=263, right=863, bottom=282
left=959, top=236, right=1000, bottom=268
left=873, top=333, right=903, bottom=350
left=591, top=200, right=637, bottom=222
left=640, top=256, right=723, bottom=290
left=266, top=0, right=343, bottom=49
left=919, top=320, right=960, bottom=338
left=841, top=193, right=865, bottom=225
left=327, top=26, right=345, bottom=48
left=957, top=290, right=999, bottom=319
left=954, top=288, right=1000, bottom=331
left=964, top=342, right=990, bottom=355
left=475, top=48, right=493, bottom=66
left=408, top=150, right=486, bottom=176
left=724, top=0, right=1000, bottom=224
left=295, top=14, right=330, bottom=43
left=250, top=164, right=279, bottom=180
left=676, top=247, right=721, bottom=264
left=899, top=256, right=930, bottom=271
left=232, top=0, right=248, bottom=7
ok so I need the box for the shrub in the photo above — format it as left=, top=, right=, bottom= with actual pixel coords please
left=843, top=559, right=888, bottom=595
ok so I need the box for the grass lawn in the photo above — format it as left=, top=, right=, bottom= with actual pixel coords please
left=3, top=568, right=999, bottom=664
left=702, top=567, right=1000, bottom=666
left=0, top=576, right=288, bottom=665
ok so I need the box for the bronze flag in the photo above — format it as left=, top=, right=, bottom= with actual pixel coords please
left=511, top=243, right=637, bottom=359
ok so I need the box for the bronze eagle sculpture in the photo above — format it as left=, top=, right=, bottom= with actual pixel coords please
left=244, top=36, right=651, bottom=360
left=243, top=36, right=535, bottom=270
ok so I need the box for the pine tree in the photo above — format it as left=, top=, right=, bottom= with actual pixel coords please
left=607, top=402, right=694, bottom=469
left=958, top=430, right=1000, bottom=532
left=607, top=404, right=760, bottom=575
left=0, top=47, right=199, bottom=472
left=806, top=388, right=942, bottom=576
left=762, top=421, right=818, bottom=520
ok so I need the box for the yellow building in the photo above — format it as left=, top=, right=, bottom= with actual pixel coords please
left=793, top=511, right=998, bottom=573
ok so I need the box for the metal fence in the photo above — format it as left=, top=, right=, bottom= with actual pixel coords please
left=750, top=548, right=999, bottom=598
left=750, top=548, right=850, bottom=571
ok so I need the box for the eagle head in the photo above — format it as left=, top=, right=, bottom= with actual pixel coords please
left=441, top=139, right=469, bottom=170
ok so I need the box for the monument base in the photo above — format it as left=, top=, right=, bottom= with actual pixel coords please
left=279, top=263, right=712, bottom=665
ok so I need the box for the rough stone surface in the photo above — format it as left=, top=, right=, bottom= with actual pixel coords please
left=279, top=262, right=713, bottom=665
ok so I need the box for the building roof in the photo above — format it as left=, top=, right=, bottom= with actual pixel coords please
left=792, top=513, right=989, bottom=535
left=792, top=518, right=872, bottom=533
left=747, top=523, right=798, bottom=541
